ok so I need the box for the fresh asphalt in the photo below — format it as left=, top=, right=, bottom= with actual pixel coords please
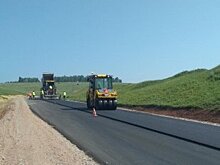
left=28, top=99, right=220, bottom=165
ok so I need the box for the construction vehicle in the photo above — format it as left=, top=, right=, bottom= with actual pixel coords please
left=86, top=74, right=118, bottom=110
left=41, top=73, right=59, bottom=99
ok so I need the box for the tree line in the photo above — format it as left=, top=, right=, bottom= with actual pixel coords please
left=54, top=75, right=86, bottom=82
left=17, top=75, right=122, bottom=83
left=18, top=77, right=40, bottom=83
left=55, top=75, right=122, bottom=83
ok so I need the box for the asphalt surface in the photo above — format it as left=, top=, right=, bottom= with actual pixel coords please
left=28, top=99, right=220, bottom=165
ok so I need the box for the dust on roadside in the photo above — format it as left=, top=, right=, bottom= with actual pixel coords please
left=0, top=96, right=98, bottom=165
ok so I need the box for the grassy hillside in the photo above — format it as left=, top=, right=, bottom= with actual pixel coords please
left=1, top=65, right=220, bottom=111
left=116, top=68, right=220, bottom=110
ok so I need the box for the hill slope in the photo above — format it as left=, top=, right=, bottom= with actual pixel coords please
left=115, top=67, right=220, bottom=111
left=1, top=65, right=220, bottom=111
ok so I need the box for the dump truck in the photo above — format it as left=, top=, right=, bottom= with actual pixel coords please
left=41, top=73, right=59, bottom=99
left=86, top=74, right=117, bottom=110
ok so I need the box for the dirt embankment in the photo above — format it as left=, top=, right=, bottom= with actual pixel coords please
left=142, top=108, right=220, bottom=123
left=122, top=105, right=220, bottom=124
left=0, top=96, right=98, bottom=165
left=0, top=96, right=11, bottom=119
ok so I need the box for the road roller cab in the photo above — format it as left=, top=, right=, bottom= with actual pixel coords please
left=86, top=74, right=117, bottom=110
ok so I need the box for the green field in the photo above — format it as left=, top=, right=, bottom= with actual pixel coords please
left=1, top=65, right=220, bottom=111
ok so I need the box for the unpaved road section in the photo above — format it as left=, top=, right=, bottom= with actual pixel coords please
left=0, top=96, right=98, bottom=165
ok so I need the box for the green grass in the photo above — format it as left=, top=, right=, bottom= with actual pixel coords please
left=56, top=82, right=88, bottom=101
left=115, top=69, right=220, bottom=110
left=1, top=65, right=220, bottom=111
left=0, top=82, right=41, bottom=95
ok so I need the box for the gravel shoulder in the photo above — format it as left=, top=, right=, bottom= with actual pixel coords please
left=0, top=96, right=98, bottom=165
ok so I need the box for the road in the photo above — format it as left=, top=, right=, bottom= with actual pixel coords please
left=28, top=99, right=220, bottom=165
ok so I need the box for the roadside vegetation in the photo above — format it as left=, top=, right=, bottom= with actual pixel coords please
left=1, top=65, right=220, bottom=111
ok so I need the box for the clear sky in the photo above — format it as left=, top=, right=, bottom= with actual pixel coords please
left=0, top=0, right=220, bottom=83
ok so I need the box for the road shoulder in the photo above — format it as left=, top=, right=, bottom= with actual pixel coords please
left=0, top=96, right=98, bottom=165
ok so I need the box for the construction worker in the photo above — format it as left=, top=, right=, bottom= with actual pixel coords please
left=63, top=91, right=67, bottom=100
left=40, top=89, right=44, bottom=99
left=32, top=91, right=36, bottom=99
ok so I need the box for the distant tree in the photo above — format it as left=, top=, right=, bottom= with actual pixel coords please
left=18, top=77, right=40, bottom=83
left=54, top=75, right=122, bottom=83
left=113, top=77, right=122, bottom=83
left=55, top=75, right=87, bottom=82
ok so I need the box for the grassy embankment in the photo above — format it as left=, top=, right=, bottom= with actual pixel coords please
left=0, top=65, right=220, bottom=111
left=115, top=66, right=220, bottom=111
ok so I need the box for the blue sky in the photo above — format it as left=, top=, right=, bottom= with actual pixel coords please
left=0, top=0, right=220, bottom=83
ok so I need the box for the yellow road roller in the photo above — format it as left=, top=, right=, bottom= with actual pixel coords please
left=86, top=74, right=118, bottom=110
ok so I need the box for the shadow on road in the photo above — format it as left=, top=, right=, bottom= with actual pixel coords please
left=38, top=99, right=220, bottom=152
